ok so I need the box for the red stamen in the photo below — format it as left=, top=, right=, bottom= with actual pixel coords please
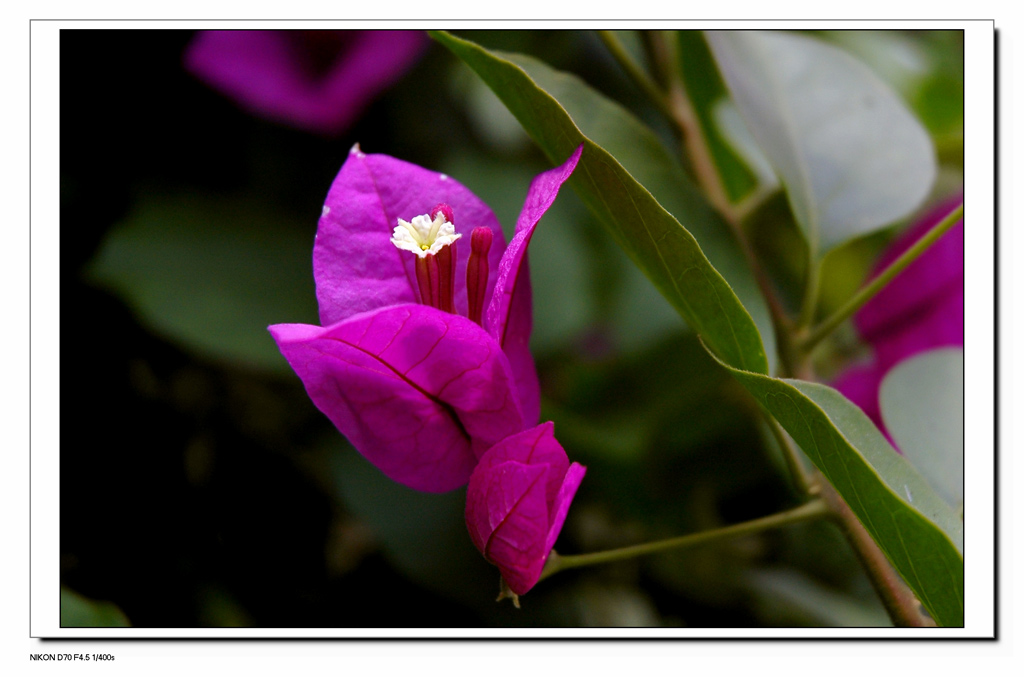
left=415, top=253, right=440, bottom=310
left=467, top=227, right=493, bottom=325
left=413, top=244, right=457, bottom=313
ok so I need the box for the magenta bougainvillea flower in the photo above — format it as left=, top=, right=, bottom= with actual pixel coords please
left=465, top=422, right=586, bottom=596
left=834, top=194, right=964, bottom=435
left=269, top=144, right=583, bottom=493
left=184, top=30, right=428, bottom=136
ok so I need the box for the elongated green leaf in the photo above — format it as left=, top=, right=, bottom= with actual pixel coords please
left=709, top=351, right=963, bottom=626
left=433, top=30, right=769, bottom=375
left=880, top=348, right=964, bottom=512
left=86, top=192, right=318, bottom=374
left=706, top=31, right=936, bottom=258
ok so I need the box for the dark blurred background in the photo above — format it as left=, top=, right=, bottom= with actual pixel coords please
left=60, top=29, right=961, bottom=628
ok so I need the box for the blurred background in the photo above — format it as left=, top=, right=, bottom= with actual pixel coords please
left=60, top=29, right=963, bottom=628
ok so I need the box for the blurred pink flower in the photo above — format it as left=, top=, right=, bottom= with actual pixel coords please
left=833, top=194, right=964, bottom=436
left=185, top=30, right=428, bottom=136
left=465, top=422, right=586, bottom=596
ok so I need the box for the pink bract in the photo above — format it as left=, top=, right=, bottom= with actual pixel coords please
left=184, top=30, right=428, bottom=136
left=270, top=145, right=582, bottom=492
left=465, top=422, right=586, bottom=596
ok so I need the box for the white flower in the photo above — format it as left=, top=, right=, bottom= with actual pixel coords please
left=390, top=212, right=461, bottom=258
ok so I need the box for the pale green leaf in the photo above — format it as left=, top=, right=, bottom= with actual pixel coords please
left=712, top=99, right=779, bottom=191
left=706, top=30, right=936, bottom=258
left=880, top=348, right=964, bottom=511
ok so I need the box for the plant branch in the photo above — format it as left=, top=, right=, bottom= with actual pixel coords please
left=539, top=498, right=829, bottom=582
left=765, top=411, right=931, bottom=626
left=648, top=31, right=733, bottom=218
left=817, top=477, right=936, bottom=627
left=766, top=415, right=931, bottom=625
left=798, top=202, right=964, bottom=353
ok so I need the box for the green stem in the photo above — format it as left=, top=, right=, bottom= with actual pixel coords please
left=539, top=498, right=828, bottom=582
left=799, top=202, right=964, bottom=353
left=596, top=31, right=677, bottom=125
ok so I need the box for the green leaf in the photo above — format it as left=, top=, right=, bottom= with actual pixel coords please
left=880, top=348, right=964, bottom=512
left=85, top=191, right=319, bottom=374
left=821, top=30, right=964, bottom=144
left=432, top=30, right=770, bottom=375
left=705, top=31, right=936, bottom=259
left=708, top=349, right=963, bottom=626
left=60, top=586, right=131, bottom=627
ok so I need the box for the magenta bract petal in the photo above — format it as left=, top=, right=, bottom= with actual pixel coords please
left=485, top=145, right=583, bottom=424
left=270, top=304, right=524, bottom=492
left=184, top=30, right=427, bottom=136
left=466, top=461, right=550, bottom=591
left=314, top=148, right=505, bottom=327
left=465, top=422, right=586, bottom=595
left=473, top=421, right=570, bottom=508
left=545, top=463, right=587, bottom=554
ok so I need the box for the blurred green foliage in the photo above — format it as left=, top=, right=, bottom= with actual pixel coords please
left=60, top=587, right=131, bottom=628
left=86, top=192, right=319, bottom=374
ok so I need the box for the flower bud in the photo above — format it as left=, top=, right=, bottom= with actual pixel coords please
left=465, top=422, right=586, bottom=596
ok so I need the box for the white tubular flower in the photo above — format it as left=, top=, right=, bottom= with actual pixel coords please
left=391, top=212, right=461, bottom=258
